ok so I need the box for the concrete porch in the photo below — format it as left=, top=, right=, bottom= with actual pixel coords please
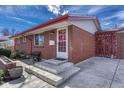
left=1, top=57, right=124, bottom=88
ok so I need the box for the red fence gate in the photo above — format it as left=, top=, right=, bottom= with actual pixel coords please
left=95, top=31, right=117, bottom=58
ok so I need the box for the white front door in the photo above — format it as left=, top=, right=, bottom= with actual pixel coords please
left=57, top=27, right=68, bottom=59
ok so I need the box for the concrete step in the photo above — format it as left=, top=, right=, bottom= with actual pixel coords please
left=25, top=65, right=80, bottom=87
left=25, top=65, right=63, bottom=87
left=58, top=66, right=80, bottom=85
left=34, top=62, right=74, bottom=74
left=44, top=59, right=67, bottom=65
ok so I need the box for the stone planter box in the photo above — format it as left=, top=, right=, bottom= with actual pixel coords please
left=0, top=56, right=23, bottom=79
left=0, top=56, right=16, bottom=72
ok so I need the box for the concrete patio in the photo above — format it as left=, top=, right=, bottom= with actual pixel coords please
left=1, top=57, right=124, bottom=88
left=61, top=57, right=121, bottom=88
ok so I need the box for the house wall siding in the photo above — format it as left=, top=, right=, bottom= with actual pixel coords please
left=15, top=29, right=57, bottom=59
left=69, top=20, right=97, bottom=34
left=68, top=25, right=95, bottom=63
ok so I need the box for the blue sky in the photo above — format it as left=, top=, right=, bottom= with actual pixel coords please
left=0, top=5, right=124, bottom=34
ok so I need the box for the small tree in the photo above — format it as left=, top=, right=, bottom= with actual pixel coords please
left=10, top=28, right=18, bottom=36
left=0, top=28, right=10, bottom=36
left=0, top=28, right=18, bottom=36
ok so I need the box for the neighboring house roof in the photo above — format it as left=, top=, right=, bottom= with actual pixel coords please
left=12, top=14, right=101, bottom=38
left=104, top=27, right=124, bottom=32
left=0, top=36, right=14, bottom=47
left=96, top=27, right=124, bottom=34
left=0, top=36, right=11, bottom=42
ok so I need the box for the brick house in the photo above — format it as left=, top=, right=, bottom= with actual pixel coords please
left=0, top=36, right=14, bottom=50
left=12, top=14, right=124, bottom=64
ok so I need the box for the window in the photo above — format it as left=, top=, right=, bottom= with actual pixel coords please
left=19, top=37, right=23, bottom=43
left=19, top=36, right=26, bottom=43
left=49, top=32, right=55, bottom=45
left=17, top=38, right=20, bottom=44
left=49, top=32, right=54, bottom=40
left=34, top=34, right=44, bottom=46
left=22, top=36, right=26, bottom=43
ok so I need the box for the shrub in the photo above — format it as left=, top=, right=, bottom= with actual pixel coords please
left=10, top=50, right=21, bottom=59
left=0, top=48, right=11, bottom=58
left=0, top=69, right=5, bottom=84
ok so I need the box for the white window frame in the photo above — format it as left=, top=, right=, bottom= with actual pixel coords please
left=34, top=34, right=44, bottom=46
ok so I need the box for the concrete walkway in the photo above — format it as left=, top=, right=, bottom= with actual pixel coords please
left=0, top=72, right=55, bottom=88
left=1, top=57, right=124, bottom=88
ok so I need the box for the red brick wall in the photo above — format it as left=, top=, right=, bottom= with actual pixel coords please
left=15, top=35, right=32, bottom=54
left=15, top=25, right=95, bottom=63
left=15, top=29, right=57, bottom=59
left=68, top=25, right=95, bottom=64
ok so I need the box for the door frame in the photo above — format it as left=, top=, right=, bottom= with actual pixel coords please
left=56, top=26, right=68, bottom=59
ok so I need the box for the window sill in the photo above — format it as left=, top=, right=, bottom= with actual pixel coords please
left=34, top=45, right=44, bottom=48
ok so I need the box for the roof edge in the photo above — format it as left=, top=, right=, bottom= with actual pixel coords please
left=12, top=14, right=99, bottom=38
left=12, top=14, right=69, bottom=38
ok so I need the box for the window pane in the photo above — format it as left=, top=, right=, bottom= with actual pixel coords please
left=35, top=34, right=44, bottom=45
left=35, top=34, right=39, bottom=45
left=39, top=34, right=44, bottom=45
left=50, top=32, right=54, bottom=40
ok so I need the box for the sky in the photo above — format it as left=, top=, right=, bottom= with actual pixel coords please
left=0, top=5, right=124, bottom=34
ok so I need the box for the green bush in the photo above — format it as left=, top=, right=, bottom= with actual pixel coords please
left=0, top=69, right=5, bottom=84
left=10, top=50, right=21, bottom=59
left=0, top=48, right=11, bottom=58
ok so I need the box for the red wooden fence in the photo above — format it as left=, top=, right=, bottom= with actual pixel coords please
left=95, top=31, right=117, bottom=58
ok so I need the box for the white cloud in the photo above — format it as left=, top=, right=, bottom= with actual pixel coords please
left=116, top=11, right=124, bottom=19
left=47, top=5, right=69, bottom=15
left=0, top=6, right=43, bottom=20
left=103, top=22, right=111, bottom=26
left=50, top=17, right=53, bottom=19
left=62, top=10, right=69, bottom=15
left=47, top=5, right=61, bottom=15
left=105, top=11, right=124, bottom=20
left=88, top=6, right=107, bottom=14
left=119, top=23, right=124, bottom=27
left=9, top=16, right=37, bottom=25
